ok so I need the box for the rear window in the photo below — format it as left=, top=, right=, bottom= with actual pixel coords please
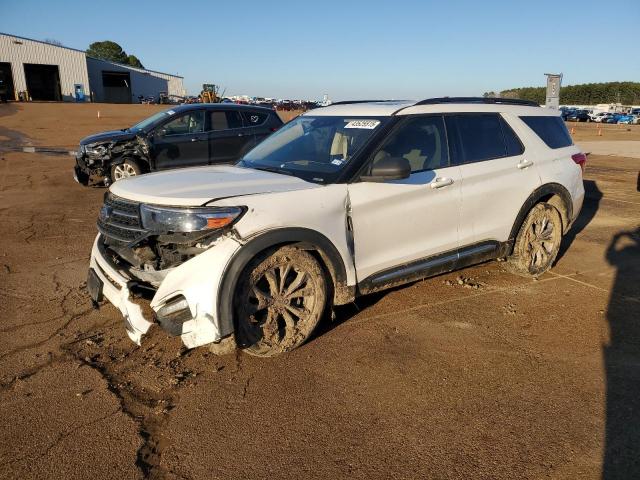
left=520, top=116, right=573, bottom=149
left=448, top=113, right=506, bottom=164
left=500, top=116, right=524, bottom=156
left=242, top=111, right=269, bottom=126
left=209, top=110, right=243, bottom=130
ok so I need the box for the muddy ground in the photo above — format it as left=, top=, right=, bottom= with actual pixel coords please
left=0, top=103, right=639, bottom=480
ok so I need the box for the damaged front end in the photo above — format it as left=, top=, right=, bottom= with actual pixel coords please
left=75, top=135, right=150, bottom=186
left=91, top=192, right=245, bottom=346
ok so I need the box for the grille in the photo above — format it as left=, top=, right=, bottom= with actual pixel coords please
left=97, top=193, right=147, bottom=243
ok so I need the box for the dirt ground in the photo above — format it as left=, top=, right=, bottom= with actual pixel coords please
left=0, top=103, right=639, bottom=480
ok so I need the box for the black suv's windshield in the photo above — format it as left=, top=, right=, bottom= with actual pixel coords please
left=129, top=109, right=178, bottom=132
left=238, top=115, right=388, bottom=183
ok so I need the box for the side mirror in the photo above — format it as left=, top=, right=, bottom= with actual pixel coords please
left=156, top=128, right=167, bottom=138
left=361, top=156, right=411, bottom=182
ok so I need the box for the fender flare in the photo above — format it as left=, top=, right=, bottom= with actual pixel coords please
left=216, top=228, right=353, bottom=335
left=508, top=183, right=573, bottom=244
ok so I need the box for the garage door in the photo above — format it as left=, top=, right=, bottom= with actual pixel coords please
left=102, top=71, right=131, bottom=103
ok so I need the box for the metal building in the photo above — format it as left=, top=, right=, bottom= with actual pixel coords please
left=87, top=57, right=184, bottom=103
left=0, top=33, right=89, bottom=101
left=0, top=32, right=185, bottom=103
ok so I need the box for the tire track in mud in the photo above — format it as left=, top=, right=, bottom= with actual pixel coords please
left=62, top=340, right=178, bottom=479
left=59, top=317, right=220, bottom=480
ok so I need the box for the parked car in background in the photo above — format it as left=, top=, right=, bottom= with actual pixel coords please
left=566, top=110, right=590, bottom=122
left=615, top=113, right=635, bottom=124
left=74, top=104, right=283, bottom=186
left=86, top=97, right=586, bottom=356
left=561, top=109, right=576, bottom=120
left=597, top=112, right=615, bottom=123
left=589, top=111, right=607, bottom=122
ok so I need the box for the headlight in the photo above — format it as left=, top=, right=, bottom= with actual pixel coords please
left=140, top=205, right=244, bottom=233
left=86, top=144, right=107, bottom=156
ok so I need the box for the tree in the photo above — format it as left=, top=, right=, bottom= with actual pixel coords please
left=126, top=54, right=144, bottom=69
left=86, top=41, right=145, bottom=69
left=43, top=38, right=63, bottom=46
left=87, top=41, right=128, bottom=64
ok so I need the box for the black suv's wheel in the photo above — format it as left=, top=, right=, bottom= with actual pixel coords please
left=506, top=203, right=562, bottom=277
left=234, top=246, right=327, bottom=357
left=111, top=159, right=141, bottom=182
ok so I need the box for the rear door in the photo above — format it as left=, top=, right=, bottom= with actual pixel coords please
left=348, top=115, right=462, bottom=282
left=208, top=110, right=250, bottom=164
left=151, top=109, right=208, bottom=169
left=241, top=110, right=281, bottom=146
left=447, top=113, right=541, bottom=246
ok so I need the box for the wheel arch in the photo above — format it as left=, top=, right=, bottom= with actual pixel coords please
left=109, top=154, right=150, bottom=172
left=216, top=227, right=355, bottom=336
left=508, top=183, right=573, bottom=248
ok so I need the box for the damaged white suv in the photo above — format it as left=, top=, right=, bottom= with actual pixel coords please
left=88, top=98, right=586, bottom=356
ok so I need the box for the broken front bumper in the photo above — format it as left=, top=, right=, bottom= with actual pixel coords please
left=89, top=234, right=242, bottom=348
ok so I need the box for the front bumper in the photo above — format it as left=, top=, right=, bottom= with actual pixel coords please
left=89, top=234, right=242, bottom=348
left=74, top=151, right=105, bottom=186
left=74, top=165, right=90, bottom=186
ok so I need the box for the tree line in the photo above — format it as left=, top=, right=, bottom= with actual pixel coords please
left=484, top=82, right=640, bottom=105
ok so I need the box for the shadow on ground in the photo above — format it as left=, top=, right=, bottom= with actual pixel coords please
left=558, top=179, right=603, bottom=261
left=603, top=225, right=640, bottom=478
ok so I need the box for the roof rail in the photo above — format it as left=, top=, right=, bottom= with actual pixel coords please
left=330, top=99, right=407, bottom=106
left=415, top=97, right=539, bottom=107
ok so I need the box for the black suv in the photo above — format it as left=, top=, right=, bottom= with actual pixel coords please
left=73, top=104, right=283, bottom=186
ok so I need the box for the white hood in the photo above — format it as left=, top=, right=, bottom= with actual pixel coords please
left=108, top=165, right=318, bottom=206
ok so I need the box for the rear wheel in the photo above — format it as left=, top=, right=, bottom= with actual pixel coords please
left=234, top=246, right=327, bottom=357
left=111, top=158, right=141, bottom=182
left=506, top=203, right=562, bottom=277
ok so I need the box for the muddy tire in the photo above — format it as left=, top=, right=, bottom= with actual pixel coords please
left=234, top=246, right=327, bottom=357
left=506, top=203, right=563, bottom=277
left=111, top=158, right=141, bottom=182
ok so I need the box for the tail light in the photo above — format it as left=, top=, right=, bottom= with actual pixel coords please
left=572, top=152, right=587, bottom=173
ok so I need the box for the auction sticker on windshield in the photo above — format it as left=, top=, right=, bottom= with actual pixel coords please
left=344, top=120, right=380, bottom=129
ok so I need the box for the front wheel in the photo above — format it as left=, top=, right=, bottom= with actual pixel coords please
left=234, top=246, right=327, bottom=357
left=506, top=203, right=563, bottom=277
left=111, top=159, right=142, bottom=182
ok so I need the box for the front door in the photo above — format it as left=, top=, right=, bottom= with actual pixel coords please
left=348, top=115, right=462, bottom=282
left=208, top=110, right=251, bottom=164
left=152, top=110, right=208, bottom=169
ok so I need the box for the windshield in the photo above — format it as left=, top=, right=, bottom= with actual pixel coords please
left=238, top=115, right=388, bottom=183
left=130, top=109, right=177, bottom=132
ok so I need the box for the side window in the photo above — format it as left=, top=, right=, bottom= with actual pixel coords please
left=372, top=116, right=449, bottom=173
left=162, top=111, right=205, bottom=135
left=242, top=111, right=268, bottom=126
left=520, top=116, right=573, bottom=149
left=209, top=110, right=243, bottom=131
left=453, top=113, right=506, bottom=163
left=499, top=116, right=525, bottom=156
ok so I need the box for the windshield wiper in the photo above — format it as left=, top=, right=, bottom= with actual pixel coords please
left=249, top=165, right=296, bottom=177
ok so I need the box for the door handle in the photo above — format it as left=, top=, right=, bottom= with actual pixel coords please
left=191, top=137, right=200, bottom=142
left=517, top=159, right=534, bottom=169
left=237, top=133, right=244, bottom=137
left=430, top=177, right=454, bottom=189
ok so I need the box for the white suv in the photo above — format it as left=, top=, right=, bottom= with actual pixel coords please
left=87, top=98, right=586, bottom=356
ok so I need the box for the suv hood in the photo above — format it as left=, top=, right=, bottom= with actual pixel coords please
left=108, top=165, right=319, bottom=206
left=80, top=129, right=137, bottom=146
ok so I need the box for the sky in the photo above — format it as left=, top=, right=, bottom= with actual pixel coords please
left=1, top=0, right=639, bottom=100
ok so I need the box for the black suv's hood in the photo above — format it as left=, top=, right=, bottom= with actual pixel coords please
left=80, top=129, right=137, bottom=146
